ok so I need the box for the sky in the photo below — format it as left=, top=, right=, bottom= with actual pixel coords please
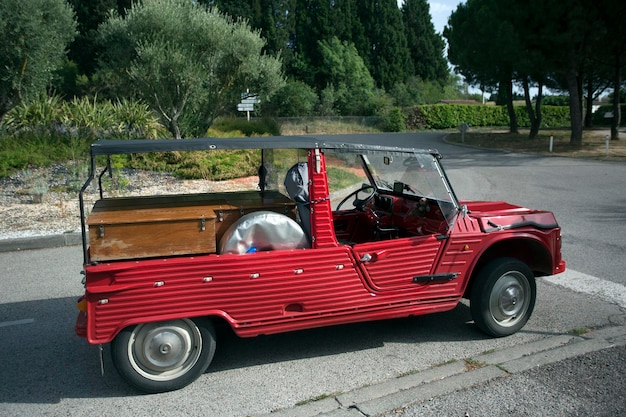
left=397, top=0, right=463, bottom=34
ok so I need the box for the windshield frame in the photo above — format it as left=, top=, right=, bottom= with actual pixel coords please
left=358, top=150, right=461, bottom=229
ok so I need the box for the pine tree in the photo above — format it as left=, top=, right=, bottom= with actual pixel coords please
left=291, top=0, right=336, bottom=88
left=355, top=0, right=413, bottom=89
left=401, top=0, right=448, bottom=84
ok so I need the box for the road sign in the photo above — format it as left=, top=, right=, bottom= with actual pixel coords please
left=237, top=103, right=254, bottom=112
left=241, top=97, right=260, bottom=104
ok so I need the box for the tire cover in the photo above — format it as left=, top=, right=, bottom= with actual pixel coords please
left=218, top=210, right=310, bottom=254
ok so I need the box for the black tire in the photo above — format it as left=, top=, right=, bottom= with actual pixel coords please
left=111, top=318, right=216, bottom=393
left=470, top=258, right=536, bottom=337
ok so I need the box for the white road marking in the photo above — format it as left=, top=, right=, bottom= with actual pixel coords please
left=543, top=269, right=626, bottom=308
left=0, top=318, right=35, bottom=328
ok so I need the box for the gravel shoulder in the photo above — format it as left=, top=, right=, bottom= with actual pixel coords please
left=0, top=164, right=257, bottom=240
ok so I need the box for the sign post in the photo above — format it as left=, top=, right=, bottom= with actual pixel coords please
left=238, top=91, right=260, bottom=121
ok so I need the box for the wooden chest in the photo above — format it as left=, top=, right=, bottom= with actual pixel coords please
left=87, top=191, right=296, bottom=262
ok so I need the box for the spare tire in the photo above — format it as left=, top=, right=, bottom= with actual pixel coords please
left=218, top=211, right=310, bottom=254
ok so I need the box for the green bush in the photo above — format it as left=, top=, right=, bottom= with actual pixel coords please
left=592, top=104, right=626, bottom=126
left=381, top=107, right=406, bottom=132
left=0, top=132, right=89, bottom=177
left=266, top=81, right=319, bottom=117
left=126, top=149, right=261, bottom=180
left=210, top=117, right=281, bottom=136
left=0, top=95, right=166, bottom=177
left=406, top=104, right=570, bottom=130
left=3, top=95, right=166, bottom=140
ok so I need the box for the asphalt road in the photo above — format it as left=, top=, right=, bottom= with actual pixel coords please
left=1, top=132, right=625, bottom=416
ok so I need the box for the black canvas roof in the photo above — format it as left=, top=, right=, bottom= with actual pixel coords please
left=89, top=135, right=439, bottom=157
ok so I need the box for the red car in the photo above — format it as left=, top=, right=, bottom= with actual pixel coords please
left=75, top=136, right=565, bottom=393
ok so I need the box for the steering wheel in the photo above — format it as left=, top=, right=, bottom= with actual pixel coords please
left=336, top=185, right=376, bottom=211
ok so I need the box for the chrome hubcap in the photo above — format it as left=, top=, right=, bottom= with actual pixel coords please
left=489, top=272, right=530, bottom=327
left=128, top=319, right=202, bottom=381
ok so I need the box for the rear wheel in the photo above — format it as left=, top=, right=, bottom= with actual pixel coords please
left=111, top=318, right=216, bottom=393
left=470, top=258, right=536, bottom=337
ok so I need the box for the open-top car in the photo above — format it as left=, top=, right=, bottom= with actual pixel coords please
left=75, top=135, right=565, bottom=393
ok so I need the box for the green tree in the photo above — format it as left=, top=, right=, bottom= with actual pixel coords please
left=291, top=0, right=336, bottom=88
left=445, top=0, right=521, bottom=134
left=594, top=0, right=626, bottom=140
left=356, top=0, right=413, bottom=90
left=401, top=0, right=448, bottom=84
left=97, top=0, right=284, bottom=138
left=516, top=0, right=604, bottom=145
left=67, top=0, right=131, bottom=77
left=206, top=0, right=296, bottom=63
left=318, top=37, right=377, bottom=115
left=266, top=80, right=318, bottom=116
left=0, top=0, right=76, bottom=121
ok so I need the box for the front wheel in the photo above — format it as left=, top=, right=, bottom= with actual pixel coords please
left=111, top=318, right=216, bottom=393
left=470, top=258, right=536, bottom=337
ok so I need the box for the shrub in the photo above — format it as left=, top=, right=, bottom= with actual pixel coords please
left=3, top=95, right=165, bottom=140
left=592, top=104, right=626, bottom=126
left=266, top=81, right=318, bottom=117
left=210, top=118, right=281, bottom=136
left=405, top=104, right=570, bottom=130
left=381, top=107, right=406, bottom=132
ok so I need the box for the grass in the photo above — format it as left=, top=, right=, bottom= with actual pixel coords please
left=446, top=128, right=626, bottom=161
left=569, top=327, right=591, bottom=336
left=464, top=358, right=486, bottom=371
left=280, top=118, right=380, bottom=135
left=3, top=121, right=623, bottom=180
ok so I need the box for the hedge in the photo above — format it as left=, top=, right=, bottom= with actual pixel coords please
left=406, top=104, right=571, bottom=130
left=592, top=104, right=626, bottom=126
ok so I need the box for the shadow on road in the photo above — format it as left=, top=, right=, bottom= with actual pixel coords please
left=0, top=295, right=491, bottom=403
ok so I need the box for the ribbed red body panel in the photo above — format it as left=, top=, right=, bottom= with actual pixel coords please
left=84, top=245, right=465, bottom=343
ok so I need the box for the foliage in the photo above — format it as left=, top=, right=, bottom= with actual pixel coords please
left=540, top=95, right=570, bottom=107
left=169, top=149, right=261, bottom=180
left=210, top=118, right=281, bottom=136
left=265, top=80, right=319, bottom=117
left=326, top=166, right=363, bottom=192
left=0, top=94, right=167, bottom=177
left=318, top=37, right=377, bottom=115
left=67, top=0, right=132, bottom=76
left=126, top=147, right=261, bottom=181
left=592, top=104, right=626, bottom=126
left=380, top=107, right=406, bottom=132
left=0, top=0, right=77, bottom=120
left=401, top=0, right=448, bottom=84
left=4, top=95, right=165, bottom=140
left=406, top=104, right=570, bottom=130
left=97, top=0, right=285, bottom=138
left=0, top=133, right=89, bottom=178
left=203, top=0, right=296, bottom=66
left=445, top=0, right=626, bottom=144
left=354, top=0, right=413, bottom=90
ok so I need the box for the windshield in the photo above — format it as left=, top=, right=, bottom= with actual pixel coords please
left=325, top=149, right=459, bottom=229
left=362, top=151, right=459, bottom=226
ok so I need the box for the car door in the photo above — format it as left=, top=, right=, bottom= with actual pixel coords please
left=352, top=234, right=447, bottom=291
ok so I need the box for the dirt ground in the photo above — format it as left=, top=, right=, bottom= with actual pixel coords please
left=446, top=127, right=626, bottom=161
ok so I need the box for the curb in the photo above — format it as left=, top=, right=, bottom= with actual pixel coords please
left=257, top=324, right=626, bottom=417
left=0, top=232, right=81, bottom=253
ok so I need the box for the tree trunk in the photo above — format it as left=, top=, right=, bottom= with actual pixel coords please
left=611, top=53, right=622, bottom=140
left=532, top=81, right=544, bottom=139
left=522, top=77, right=543, bottom=139
left=565, top=54, right=583, bottom=146
left=504, top=78, right=519, bottom=134
left=584, top=76, right=594, bottom=128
